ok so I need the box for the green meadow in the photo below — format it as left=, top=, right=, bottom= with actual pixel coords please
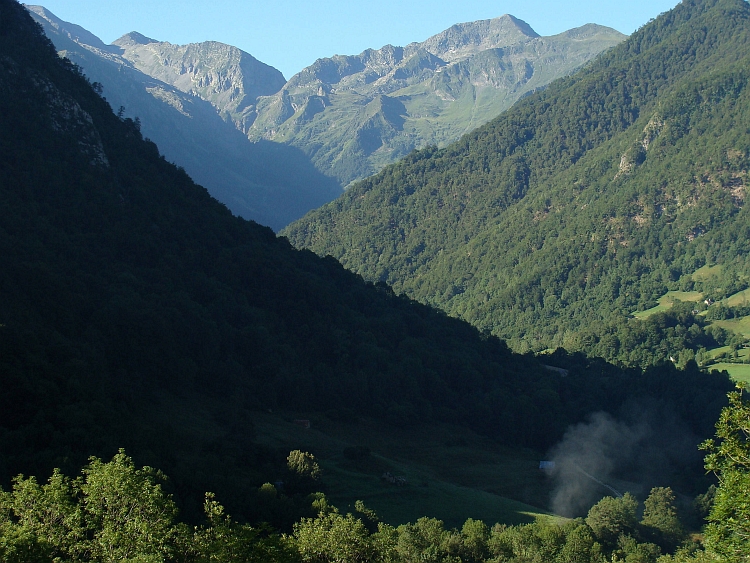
left=632, top=291, right=704, bottom=319
left=250, top=411, right=552, bottom=528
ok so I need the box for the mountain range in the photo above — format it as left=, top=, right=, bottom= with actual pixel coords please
left=26, top=5, right=342, bottom=231
left=247, top=17, right=625, bottom=186
left=28, top=5, right=623, bottom=228
left=283, top=0, right=750, bottom=368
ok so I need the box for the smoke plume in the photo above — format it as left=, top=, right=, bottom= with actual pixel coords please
left=547, top=404, right=701, bottom=517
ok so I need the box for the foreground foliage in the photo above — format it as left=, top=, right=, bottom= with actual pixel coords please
left=0, top=451, right=677, bottom=563
left=700, top=389, right=750, bottom=561
left=1, top=391, right=743, bottom=561
left=4, top=404, right=749, bottom=563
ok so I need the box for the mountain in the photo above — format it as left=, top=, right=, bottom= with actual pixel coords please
left=0, top=0, right=731, bottom=524
left=32, top=4, right=623, bottom=201
left=109, top=30, right=284, bottom=131
left=249, top=16, right=625, bottom=186
left=26, top=5, right=342, bottom=231
left=283, top=0, right=750, bottom=367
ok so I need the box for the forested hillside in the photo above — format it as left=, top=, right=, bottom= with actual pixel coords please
left=283, top=0, right=750, bottom=368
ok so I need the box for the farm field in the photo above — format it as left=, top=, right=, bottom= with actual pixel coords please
left=723, top=288, right=750, bottom=307
left=706, top=346, right=750, bottom=361
left=707, top=363, right=750, bottom=386
left=632, top=291, right=703, bottom=319
left=691, top=264, right=724, bottom=282
left=712, top=316, right=750, bottom=339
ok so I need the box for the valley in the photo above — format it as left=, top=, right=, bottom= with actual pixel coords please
left=249, top=410, right=550, bottom=528
left=283, top=0, right=750, bottom=374
left=1, top=0, right=750, bottom=561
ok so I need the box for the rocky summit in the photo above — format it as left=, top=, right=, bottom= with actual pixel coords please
left=248, top=16, right=625, bottom=185
left=27, top=5, right=341, bottom=231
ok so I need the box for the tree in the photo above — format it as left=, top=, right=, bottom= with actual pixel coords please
left=395, top=517, right=452, bottom=563
left=287, top=451, right=322, bottom=481
left=458, top=518, right=490, bottom=562
left=2, top=469, right=84, bottom=561
left=556, top=521, right=600, bottom=563
left=191, top=492, right=297, bottom=563
left=641, top=486, right=684, bottom=550
left=80, top=450, right=179, bottom=562
left=585, top=493, right=638, bottom=546
left=286, top=450, right=323, bottom=495
left=700, top=388, right=750, bottom=562
left=294, top=510, right=375, bottom=563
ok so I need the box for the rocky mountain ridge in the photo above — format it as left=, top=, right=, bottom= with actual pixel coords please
left=28, top=4, right=623, bottom=223
left=111, top=31, right=285, bottom=132
left=27, top=5, right=341, bottom=231
left=248, top=16, right=625, bottom=185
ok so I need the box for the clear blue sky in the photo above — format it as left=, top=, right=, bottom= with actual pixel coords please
left=33, top=0, right=680, bottom=80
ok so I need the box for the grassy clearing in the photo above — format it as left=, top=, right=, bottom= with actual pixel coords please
left=707, top=346, right=750, bottom=361
left=633, top=291, right=703, bottom=319
left=250, top=411, right=552, bottom=528
left=692, top=264, right=723, bottom=281
left=707, top=363, right=750, bottom=386
left=723, top=288, right=750, bottom=307
left=712, top=316, right=750, bottom=338
left=707, top=345, right=731, bottom=360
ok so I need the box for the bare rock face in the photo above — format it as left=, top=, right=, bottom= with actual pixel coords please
left=408, top=14, right=540, bottom=62
left=27, top=5, right=341, bottom=231
left=248, top=17, right=625, bottom=186
left=111, top=34, right=286, bottom=133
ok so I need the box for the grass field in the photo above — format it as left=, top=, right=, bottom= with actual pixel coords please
left=250, top=411, right=553, bottom=528
left=707, top=363, right=750, bottom=386
left=692, top=264, right=723, bottom=281
left=712, top=316, right=750, bottom=338
left=633, top=291, right=703, bottom=319
left=706, top=346, right=750, bottom=361
left=722, top=288, right=750, bottom=307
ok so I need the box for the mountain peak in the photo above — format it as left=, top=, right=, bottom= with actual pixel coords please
left=113, top=31, right=158, bottom=47
left=413, top=14, right=540, bottom=62
left=558, top=23, right=626, bottom=41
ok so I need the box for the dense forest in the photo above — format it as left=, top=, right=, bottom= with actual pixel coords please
left=0, top=0, right=744, bottom=560
left=283, top=0, right=750, bottom=368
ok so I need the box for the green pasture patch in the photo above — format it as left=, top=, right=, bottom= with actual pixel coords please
left=704, top=346, right=749, bottom=366
left=632, top=291, right=703, bottom=319
left=707, top=345, right=732, bottom=360
left=249, top=411, right=552, bottom=527
left=692, top=264, right=723, bottom=282
left=707, top=363, right=750, bottom=387
left=723, top=288, right=750, bottom=307
left=713, top=316, right=750, bottom=338
left=326, top=462, right=544, bottom=529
